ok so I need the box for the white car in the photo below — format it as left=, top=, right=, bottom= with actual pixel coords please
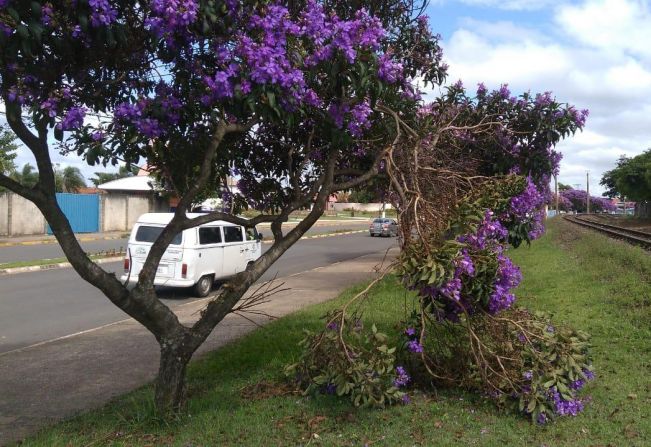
left=121, top=213, right=262, bottom=297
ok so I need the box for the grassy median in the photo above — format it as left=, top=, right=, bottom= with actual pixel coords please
left=23, top=218, right=650, bottom=446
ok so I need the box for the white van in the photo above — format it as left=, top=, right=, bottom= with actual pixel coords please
left=121, top=213, right=262, bottom=297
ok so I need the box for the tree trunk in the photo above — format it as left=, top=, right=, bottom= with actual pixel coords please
left=155, top=343, right=193, bottom=415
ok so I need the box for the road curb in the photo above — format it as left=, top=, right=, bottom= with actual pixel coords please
left=0, top=230, right=368, bottom=276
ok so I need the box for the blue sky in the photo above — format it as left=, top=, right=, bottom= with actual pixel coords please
left=422, top=0, right=651, bottom=195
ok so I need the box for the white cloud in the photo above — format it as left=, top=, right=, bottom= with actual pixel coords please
left=556, top=0, right=651, bottom=62
left=459, top=0, right=558, bottom=11
left=437, top=0, right=651, bottom=195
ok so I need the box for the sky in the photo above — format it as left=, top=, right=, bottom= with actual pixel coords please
left=6, top=0, right=650, bottom=195
left=424, top=0, right=651, bottom=195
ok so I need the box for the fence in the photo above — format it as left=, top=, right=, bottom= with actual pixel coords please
left=0, top=192, right=168, bottom=237
left=636, top=201, right=651, bottom=218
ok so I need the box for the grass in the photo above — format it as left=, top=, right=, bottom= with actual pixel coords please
left=0, top=251, right=125, bottom=270
left=20, top=218, right=651, bottom=446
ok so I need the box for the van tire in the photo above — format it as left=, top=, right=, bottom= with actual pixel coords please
left=194, top=275, right=214, bottom=298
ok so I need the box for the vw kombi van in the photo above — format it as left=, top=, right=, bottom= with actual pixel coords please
left=121, top=213, right=262, bottom=297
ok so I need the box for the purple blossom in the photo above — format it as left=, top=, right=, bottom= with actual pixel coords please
left=324, top=382, right=337, bottom=395
left=536, top=412, right=547, bottom=425
left=41, top=3, right=54, bottom=26
left=404, top=327, right=416, bottom=337
left=393, top=366, right=410, bottom=388
left=0, top=0, right=8, bottom=9
left=326, top=321, right=338, bottom=331
left=498, top=84, right=510, bottom=99
left=91, top=131, right=105, bottom=142
left=378, top=53, right=403, bottom=84
left=549, top=387, right=584, bottom=416
left=89, top=0, right=118, bottom=27
left=41, top=97, right=61, bottom=118
left=57, top=106, right=86, bottom=130
left=476, top=82, right=487, bottom=97
left=347, top=101, right=372, bottom=137
left=583, top=369, right=595, bottom=381
left=0, top=21, right=11, bottom=36
left=523, top=370, right=533, bottom=381
left=407, top=340, right=423, bottom=353
left=454, top=250, right=475, bottom=277
left=401, top=394, right=411, bottom=404
left=72, top=25, right=83, bottom=38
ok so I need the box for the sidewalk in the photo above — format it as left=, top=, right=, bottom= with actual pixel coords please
left=0, top=248, right=397, bottom=445
left=0, top=218, right=370, bottom=248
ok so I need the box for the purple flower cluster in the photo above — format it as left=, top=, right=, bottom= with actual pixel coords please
left=57, top=106, right=86, bottom=131
left=488, top=254, right=521, bottom=314
left=328, top=100, right=373, bottom=137
left=149, top=0, right=198, bottom=32
left=113, top=83, right=183, bottom=138
left=89, top=0, right=118, bottom=27
left=457, top=210, right=508, bottom=250
left=548, top=387, right=584, bottom=416
left=302, top=2, right=385, bottom=65
left=407, top=340, right=423, bottom=353
left=41, top=3, right=54, bottom=26
left=0, top=0, right=8, bottom=9
left=393, top=366, right=410, bottom=388
left=378, top=53, right=403, bottom=84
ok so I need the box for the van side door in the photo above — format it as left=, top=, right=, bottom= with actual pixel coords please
left=222, top=225, right=245, bottom=276
left=197, top=226, right=224, bottom=279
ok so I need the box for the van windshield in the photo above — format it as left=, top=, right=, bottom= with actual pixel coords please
left=135, top=226, right=182, bottom=245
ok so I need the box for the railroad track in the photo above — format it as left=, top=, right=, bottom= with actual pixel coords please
left=563, top=214, right=651, bottom=249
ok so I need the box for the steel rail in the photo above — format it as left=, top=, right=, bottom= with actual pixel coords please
left=562, top=214, right=651, bottom=249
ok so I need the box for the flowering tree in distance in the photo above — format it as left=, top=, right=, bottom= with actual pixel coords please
left=0, top=0, right=445, bottom=413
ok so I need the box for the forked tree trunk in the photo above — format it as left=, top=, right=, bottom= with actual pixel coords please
left=155, top=343, right=194, bottom=415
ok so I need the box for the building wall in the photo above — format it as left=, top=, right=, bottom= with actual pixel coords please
left=0, top=193, right=9, bottom=235
left=126, top=195, right=152, bottom=229
left=8, top=194, right=46, bottom=235
left=1, top=192, right=162, bottom=236
left=101, top=194, right=128, bottom=232
left=332, top=202, right=393, bottom=212
left=101, top=194, right=159, bottom=232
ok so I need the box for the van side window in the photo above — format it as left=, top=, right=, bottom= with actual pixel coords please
left=199, top=227, right=222, bottom=245
left=223, top=226, right=244, bottom=243
left=245, top=227, right=258, bottom=241
left=135, top=226, right=182, bottom=245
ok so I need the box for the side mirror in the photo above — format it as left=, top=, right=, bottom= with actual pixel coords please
left=257, top=233, right=264, bottom=241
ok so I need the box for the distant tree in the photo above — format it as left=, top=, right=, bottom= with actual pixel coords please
left=600, top=150, right=651, bottom=202
left=54, top=166, right=86, bottom=193
left=11, top=163, right=39, bottom=188
left=90, top=165, right=139, bottom=187
left=0, top=125, right=18, bottom=175
left=558, top=182, right=573, bottom=191
left=560, top=189, right=617, bottom=213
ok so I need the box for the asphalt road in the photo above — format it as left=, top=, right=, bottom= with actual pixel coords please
left=0, top=232, right=395, bottom=354
left=0, top=221, right=371, bottom=264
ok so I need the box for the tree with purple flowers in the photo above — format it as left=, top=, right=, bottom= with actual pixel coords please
left=560, top=188, right=617, bottom=213
left=0, top=0, right=444, bottom=414
left=291, top=81, right=595, bottom=422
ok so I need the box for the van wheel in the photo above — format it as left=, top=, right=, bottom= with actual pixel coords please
left=194, top=275, right=214, bottom=298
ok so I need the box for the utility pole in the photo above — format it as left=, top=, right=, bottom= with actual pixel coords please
left=554, top=175, right=559, bottom=215
left=586, top=171, right=590, bottom=214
